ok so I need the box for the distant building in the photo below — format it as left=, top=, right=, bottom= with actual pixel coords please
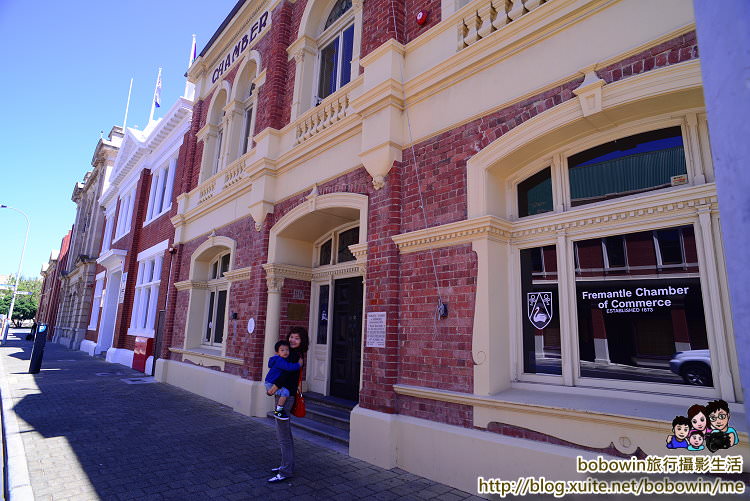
left=53, top=127, right=122, bottom=349
left=37, top=231, right=71, bottom=336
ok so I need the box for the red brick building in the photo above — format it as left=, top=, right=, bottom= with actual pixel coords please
left=33, top=0, right=744, bottom=491
left=85, top=98, right=191, bottom=372
left=37, top=231, right=71, bottom=336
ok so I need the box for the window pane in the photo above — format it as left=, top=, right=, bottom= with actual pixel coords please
left=575, top=225, right=711, bottom=386
left=568, top=127, right=686, bottom=207
left=214, top=290, right=227, bottom=344
left=319, top=239, right=332, bottom=266
left=337, top=227, right=359, bottom=263
left=205, top=292, right=215, bottom=343
left=210, top=261, right=218, bottom=280
left=518, top=167, right=553, bottom=217
left=656, top=229, right=683, bottom=265
left=340, top=25, right=354, bottom=88
left=220, top=253, right=230, bottom=276
left=604, top=236, right=626, bottom=268
left=520, top=246, right=561, bottom=375
left=317, top=284, right=330, bottom=344
left=318, top=38, right=339, bottom=100
left=324, top=0, right=352, bottom=29
left=242, top=107, right=253, bottom=154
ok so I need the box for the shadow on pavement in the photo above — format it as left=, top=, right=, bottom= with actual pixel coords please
left=2, top=332, right=479, bottom=501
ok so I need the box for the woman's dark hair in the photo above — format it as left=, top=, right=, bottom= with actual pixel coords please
left=687, top=404, right=707, bottom=420
left=288, top=326, right=309, bottom=354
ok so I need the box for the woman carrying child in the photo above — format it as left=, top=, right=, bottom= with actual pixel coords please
left=268, top=326, right=309, bottom=483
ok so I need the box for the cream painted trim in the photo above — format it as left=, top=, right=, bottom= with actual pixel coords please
left=262, top=263, right=314, bottom=282
left=187, top=234, right=237, bottom=280
left=169, top=347, right=244, bottom=366
left=393, top=383, right=748, bottom=440
left=223, top=266, right=253, bottom=282
left=393, top=185, right=716, bottom=253
left=393, top=215, right=512, bottom=253
left=268, top=192, right=369, bottom=263
left=174, top=280, right=208, bottom=291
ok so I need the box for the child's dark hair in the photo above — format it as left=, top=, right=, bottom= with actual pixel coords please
left=705, top=399, right=730, bottom=416
left=672, top=416, right=690, bottom=428
left=687, top=404, right=706, bottom=420
left=688, top=429, right=704, bottom=439
left=274, top=340, right=290, bottom=352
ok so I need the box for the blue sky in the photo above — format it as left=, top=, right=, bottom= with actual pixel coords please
left=0, top=0, right=237, bottom=279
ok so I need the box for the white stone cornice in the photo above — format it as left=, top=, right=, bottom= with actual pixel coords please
left=312, top=263, right=362, bottom=280
left=96, top=249, right=127, bottom=270
left=223, top=266, right=253, bottom=282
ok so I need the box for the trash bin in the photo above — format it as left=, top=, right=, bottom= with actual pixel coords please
left=28, top=324, right=48, bottom=374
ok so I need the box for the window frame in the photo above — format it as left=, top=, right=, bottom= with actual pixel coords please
left=201, top=250, right=231, bottom=348
left=128, top=254, right=163, bottom=338
left=313, top=6, right=355, bottom=104
left=113, top=186, right=136, bottom=241
left=144, top=158, right=177, bottom=225
left=313, top=221, right=359, bottom=268
left=87, top=274, right=105, bottom=330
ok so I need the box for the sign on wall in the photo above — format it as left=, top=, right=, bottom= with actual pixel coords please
left=366, top=312, right=386, bottom=348
left=211, top=10, right=270, bottom=84
left=118, top=272, right=128, bottom=304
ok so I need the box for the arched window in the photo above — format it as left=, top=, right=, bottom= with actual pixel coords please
left=316, top=0, right=355, bottom=103
left=200, top=87, right=229, bottom=180
left=203, top=250, right=231, bottom=347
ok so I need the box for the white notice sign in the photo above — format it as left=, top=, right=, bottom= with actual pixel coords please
left=118, top=272, right=128, bottom=304
left=366, top=312, right=386, bottom=348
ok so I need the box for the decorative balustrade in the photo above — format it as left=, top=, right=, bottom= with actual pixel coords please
left=295, top=93, right=351, bottom=144
left=223, top=161, right=245, bottom=188
left=198, top=180, right=216, bottom=203
left=458, top=0, right=546, bottom=50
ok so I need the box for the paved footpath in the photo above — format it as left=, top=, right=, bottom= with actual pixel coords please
left=0, top=332, right=484, bottom=501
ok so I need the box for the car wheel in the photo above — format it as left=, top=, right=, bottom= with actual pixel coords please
left=681, top=363, right=713, bottom=386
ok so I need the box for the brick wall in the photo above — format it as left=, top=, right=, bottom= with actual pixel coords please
left=398, top=244, right=476, bottom=393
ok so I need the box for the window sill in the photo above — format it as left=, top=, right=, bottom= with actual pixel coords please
left=169, top=346, right=243, bottom=366
left=127, top=327, right=155, bottom=338
left=393, top=383, right=747, bottom=456
left=142, top=206, right=172, bottom=228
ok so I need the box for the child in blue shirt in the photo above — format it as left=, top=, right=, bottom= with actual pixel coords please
left=265, top=340, right=302, bottom=420
left=666, top=415, right=690, bottom=449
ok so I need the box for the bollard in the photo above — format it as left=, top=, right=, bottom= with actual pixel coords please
left=28, top=324, right=48, bottom=374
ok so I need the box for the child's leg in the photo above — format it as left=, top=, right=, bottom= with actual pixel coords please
left=266, top=384, right=279, bottom=396
left=277, top=395, right=287, bottom=407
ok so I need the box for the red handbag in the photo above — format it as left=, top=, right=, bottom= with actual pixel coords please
left=290, top=368, right=306, bottom=417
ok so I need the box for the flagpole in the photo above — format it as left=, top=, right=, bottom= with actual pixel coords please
left=184, top=35, right=197, bottom=99
left=149, top=67, right=162, bottom=124
left=122, top=78, right=133, bottom=130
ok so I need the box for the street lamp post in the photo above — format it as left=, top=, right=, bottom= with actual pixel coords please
left=1, top=204, right=30, bottom=345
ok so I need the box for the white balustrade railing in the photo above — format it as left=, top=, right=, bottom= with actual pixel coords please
left=458, top=0, right=546, bottom=50
left=295, top=92, right=351, bottom=144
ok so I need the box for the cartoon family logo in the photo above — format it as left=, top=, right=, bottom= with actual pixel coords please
left=666, top=399, right=739, bottom=452
left=527, top=292, right=553, bottom=330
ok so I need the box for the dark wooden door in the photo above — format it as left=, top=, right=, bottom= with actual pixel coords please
left=329, top=277, right=363, bottom=401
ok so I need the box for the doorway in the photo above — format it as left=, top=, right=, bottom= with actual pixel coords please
left=329, top=276, right=363, bottom=401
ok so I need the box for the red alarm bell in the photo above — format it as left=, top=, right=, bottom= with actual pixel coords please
left=416, top=10, right=428, bottom=25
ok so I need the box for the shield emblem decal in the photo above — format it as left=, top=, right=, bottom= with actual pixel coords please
left=527, top=292, right=553, bottom=330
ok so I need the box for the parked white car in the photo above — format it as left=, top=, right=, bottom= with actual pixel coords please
left=669, top=350, right=712, bottom=386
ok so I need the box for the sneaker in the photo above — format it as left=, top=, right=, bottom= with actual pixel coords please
left=268, top=473, right=289, bottom=483
left=271, top=466, right=282, bottom=472
left=273, top=409, right=290, bottom=420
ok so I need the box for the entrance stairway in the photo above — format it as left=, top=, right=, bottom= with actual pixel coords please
left=268, top=391, right=356, bottom=445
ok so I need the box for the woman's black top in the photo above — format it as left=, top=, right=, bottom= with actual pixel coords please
left=276, top=349, right=301, bottom=393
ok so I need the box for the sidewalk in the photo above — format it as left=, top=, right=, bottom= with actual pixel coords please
left=0, top=332, right=483, bottom=501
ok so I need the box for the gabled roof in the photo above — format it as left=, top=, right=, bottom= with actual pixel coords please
left=102, top=97, right=193, bottom=206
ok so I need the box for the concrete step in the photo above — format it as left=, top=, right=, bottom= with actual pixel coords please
left=303, top=391, right=357, bottom=412
left=266, top=412, right=350, bottom=445
left=305, top=401, right=351, bottom=431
